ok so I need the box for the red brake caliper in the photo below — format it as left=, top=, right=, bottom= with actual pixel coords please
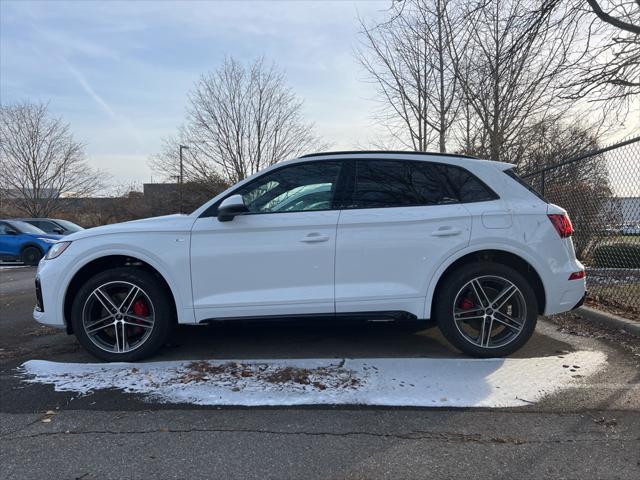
left=132, top=299, right=149, bottom=334
left=460, top=297, right=475, bottom=310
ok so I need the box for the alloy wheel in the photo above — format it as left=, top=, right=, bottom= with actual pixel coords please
left=452, top=275, right=527, bottom=349
left=81, top=281, right=155, bottom=354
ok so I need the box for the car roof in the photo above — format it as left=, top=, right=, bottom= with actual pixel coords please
left=299, top=150, right=479, bottom=160
left=291, top=151, right=513, bottom=171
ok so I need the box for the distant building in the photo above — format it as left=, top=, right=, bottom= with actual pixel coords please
left=605, top=197, right=640, bottom=225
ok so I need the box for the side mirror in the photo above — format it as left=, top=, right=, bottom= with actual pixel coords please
left=53, top=228, right=64, bottom=234
left=217, top=194, right=248, bottom=222
left=5, top=229, right=18, bottom=235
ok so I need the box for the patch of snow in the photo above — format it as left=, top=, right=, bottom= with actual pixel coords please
left=18, top=351, right=606, bottom=407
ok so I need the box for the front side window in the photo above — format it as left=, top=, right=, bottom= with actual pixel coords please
left=350, top=160, right=496, bottom=209
left=230, top=161, right=342, bottom=214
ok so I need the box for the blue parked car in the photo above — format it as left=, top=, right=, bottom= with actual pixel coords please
left=0, top=220, right=63, bottom=265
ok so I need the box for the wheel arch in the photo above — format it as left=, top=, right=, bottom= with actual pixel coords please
left=63, top=254, right=178, bottom=334
left=426, top=249, right=546, bottom=319
left=20, top=242, right=44, bottom=255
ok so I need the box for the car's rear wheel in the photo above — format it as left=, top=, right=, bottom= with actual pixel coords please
left=435, top=262, right=538, bottom=357
left=71, top=267, right=173, bottom=361
left=21, top=246, right=43, bottom=266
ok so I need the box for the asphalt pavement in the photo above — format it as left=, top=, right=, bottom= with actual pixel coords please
left=1, top=266, right=639, bottom=479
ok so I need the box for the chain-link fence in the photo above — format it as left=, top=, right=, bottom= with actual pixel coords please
left=523, top=136, right=640, bottom=318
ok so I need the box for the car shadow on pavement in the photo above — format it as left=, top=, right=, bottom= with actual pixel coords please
left=153, top=319, right=574, bottom=362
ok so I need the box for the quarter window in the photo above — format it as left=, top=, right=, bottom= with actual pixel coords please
left=433, top=164, right=497, bottom=203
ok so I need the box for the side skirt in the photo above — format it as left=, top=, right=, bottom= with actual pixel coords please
left=198, top=310, right=433, bottom=325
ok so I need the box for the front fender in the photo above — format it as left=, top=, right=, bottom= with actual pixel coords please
left=54, top=234, right=195, bottom=326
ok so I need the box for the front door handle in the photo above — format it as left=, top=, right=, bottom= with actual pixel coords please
left=431, top=227, right=462, bottom=237
left=300, top=233, right=330, bottom=243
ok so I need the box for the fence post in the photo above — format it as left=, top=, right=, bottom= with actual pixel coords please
left=540, top=170, right=546, bottom=196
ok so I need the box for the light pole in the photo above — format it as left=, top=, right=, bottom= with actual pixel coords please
left=178, top=144, right=189, bottom=213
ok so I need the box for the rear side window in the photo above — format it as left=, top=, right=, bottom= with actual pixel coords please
left=504, top=168, right=547, bottom=202
left=350, top=160, right=496, bottom=209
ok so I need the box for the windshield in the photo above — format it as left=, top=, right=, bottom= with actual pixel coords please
left=54, top=219, right=84, bottom=232
left=6, top=220, right=47, bottom=234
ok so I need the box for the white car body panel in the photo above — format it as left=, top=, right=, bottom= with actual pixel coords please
left=190, top=210, right=338, bottom=320
left=335, top=204, right=471, bottom=317
left=35, top=215, right=196, bottom=326
left=34, top=152, right=585, bottom=333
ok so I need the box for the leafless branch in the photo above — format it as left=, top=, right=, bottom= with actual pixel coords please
left=0, top=102, right=104, bottom=217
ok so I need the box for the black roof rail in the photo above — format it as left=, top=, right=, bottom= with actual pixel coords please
left=299, top=150, right=479, bottom=160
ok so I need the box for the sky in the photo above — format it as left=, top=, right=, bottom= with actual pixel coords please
left=0, top=0, right=390, bottom=187
left=1, top=1, right=638, bottom=191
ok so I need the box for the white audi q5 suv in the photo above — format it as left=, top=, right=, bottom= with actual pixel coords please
left=34, top=151, right=586, bottom=361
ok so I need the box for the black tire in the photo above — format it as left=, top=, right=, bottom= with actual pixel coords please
left=435, top=262, right=538, bottom=358
left=21, top=246, right=43, bottom=266
left=71, top=267, right=173, bottom=362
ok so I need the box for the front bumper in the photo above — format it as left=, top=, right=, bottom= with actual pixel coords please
left=32, top=258, right=69, bottom=328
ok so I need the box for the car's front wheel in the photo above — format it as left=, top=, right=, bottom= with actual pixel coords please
left=70, top=267, right=173, bottom=361
left=21, top=246, right=43, bottom=266
left=435, top=262, right=538, bottom=357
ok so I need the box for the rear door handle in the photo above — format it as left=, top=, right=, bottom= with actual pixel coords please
left=300, top=233, right=330, bottom=243
left=431, top=227, right=462, bottom=237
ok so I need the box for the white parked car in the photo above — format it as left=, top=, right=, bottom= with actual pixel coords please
left=34, top=152, right=586, bottom=361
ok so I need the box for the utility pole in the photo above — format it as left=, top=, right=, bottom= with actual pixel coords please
left=178, top=144, right=189, bottom=213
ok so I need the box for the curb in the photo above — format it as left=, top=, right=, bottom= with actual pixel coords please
left=576, top=306, right=640, bottom=337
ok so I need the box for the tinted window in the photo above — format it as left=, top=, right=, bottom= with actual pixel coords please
left=0, top=223, right=11, bottom=235
left=434, top=164, right=497, bottom=203
left=231, top=162, right=342, bottom=214
left=351, top=160, right=495, bottom=209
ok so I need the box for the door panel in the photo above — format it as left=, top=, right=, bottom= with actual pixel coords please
left=335, top=204, right=471, bottom=316
left=191, top=211, right=339, bottom=321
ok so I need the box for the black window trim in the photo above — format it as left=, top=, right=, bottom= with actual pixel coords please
left=200, top=157, right=499, bottom=218
left=504, top=167, right=548, bottom=202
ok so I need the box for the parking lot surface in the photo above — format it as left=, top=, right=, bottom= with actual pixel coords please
left=1, top=266, right=639, bottom=479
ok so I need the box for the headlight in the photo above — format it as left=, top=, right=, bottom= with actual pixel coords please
left=37, top=237, right=57, bottom=243
left=45, top=241, right=72, bottom=260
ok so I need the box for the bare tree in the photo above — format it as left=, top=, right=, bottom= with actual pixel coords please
left=448, top=0, right=583, bottom=162
left=563, top=0, right=639, bottom=104
left=152, top=57, right=325, bottom=184
left=0, top=102, right=103, bottom=217
left=357, top=0, right=461, bottom=152
left=586, top=0, right=640, bottom=34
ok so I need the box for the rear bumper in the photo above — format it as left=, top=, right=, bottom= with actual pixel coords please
left=544, top=273, right=586, bottom=316
left=572, top=292, right=587, bottom=310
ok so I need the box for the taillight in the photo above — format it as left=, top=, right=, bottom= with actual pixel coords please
left=568, top=271, right=585, bottom=280
left=548, top=214, right=574, bottom=238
